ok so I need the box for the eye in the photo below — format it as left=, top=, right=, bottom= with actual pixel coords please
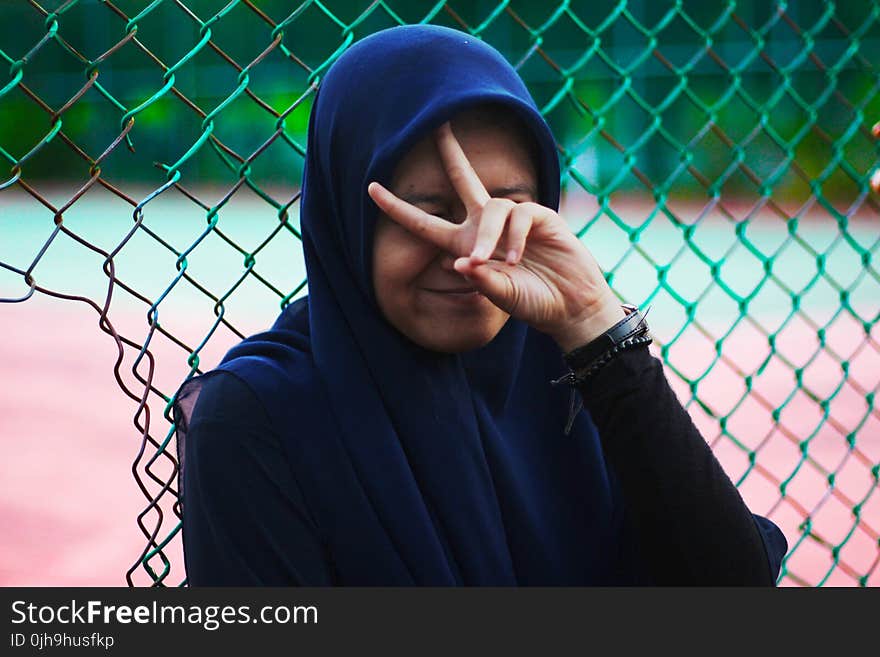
left=418, top=205, right=451, bottom=220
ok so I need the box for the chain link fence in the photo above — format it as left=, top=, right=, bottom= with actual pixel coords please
left=1, top=0, right=878, bottom=586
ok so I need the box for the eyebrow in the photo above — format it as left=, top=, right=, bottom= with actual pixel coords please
left=400, top=183, right=538, bottom=207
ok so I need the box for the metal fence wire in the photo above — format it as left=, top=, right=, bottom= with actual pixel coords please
left=1, top=0, right=878, bottom=587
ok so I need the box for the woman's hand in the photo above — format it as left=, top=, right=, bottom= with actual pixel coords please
left=367, top=121, right=626, bottom=352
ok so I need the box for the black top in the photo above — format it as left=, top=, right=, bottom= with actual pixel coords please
left=180, top=344, right=787, bottom=586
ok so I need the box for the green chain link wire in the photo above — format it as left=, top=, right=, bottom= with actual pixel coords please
left=1, top=0, right=877, bottom=587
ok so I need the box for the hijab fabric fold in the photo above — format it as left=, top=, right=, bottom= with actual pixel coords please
left=174, top=24, right=627, bottom=585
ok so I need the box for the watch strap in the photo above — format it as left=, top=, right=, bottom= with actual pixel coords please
left=562, top=303, right=651, bottom=371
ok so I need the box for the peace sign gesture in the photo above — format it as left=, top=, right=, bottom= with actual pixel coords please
left=368, top=121, right=626, bottom=352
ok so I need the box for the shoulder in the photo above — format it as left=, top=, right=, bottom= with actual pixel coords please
left=175, top=316, right=329, bottom=458
left=189, top=372, right=268, bottom=425
left=183, top=371, right=279, bottom=454
left=192, top=370, right=265, bottom=422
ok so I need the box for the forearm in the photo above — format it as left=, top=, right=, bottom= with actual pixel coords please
left=575, top=345, right=775, bottom=585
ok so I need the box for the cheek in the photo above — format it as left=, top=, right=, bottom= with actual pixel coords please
left=373, top=228, right=436, bottom=305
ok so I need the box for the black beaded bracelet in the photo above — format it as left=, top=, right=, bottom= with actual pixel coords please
left=553, top=332, right=654, bottom=388
left=550, top=304, right=654, bottom=436
left=564, top=303, right=651, bottom=368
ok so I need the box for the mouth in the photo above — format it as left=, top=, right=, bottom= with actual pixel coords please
left=424, top=287, right=480, bottom=295
left=421, top=287, right=485, bottom=304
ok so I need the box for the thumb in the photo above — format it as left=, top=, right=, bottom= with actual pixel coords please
left=453, top=256, right=518, bottom=315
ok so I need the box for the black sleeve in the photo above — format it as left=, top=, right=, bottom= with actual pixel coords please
left=180, top=372, right=336, bottom=586
left=576, top=344, right=788, bottom=585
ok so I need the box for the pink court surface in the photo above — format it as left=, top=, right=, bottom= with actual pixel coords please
left=1, top=190, right=878, bottom=586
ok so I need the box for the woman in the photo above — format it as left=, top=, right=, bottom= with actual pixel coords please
left=173, top=24, right=787, bottom=586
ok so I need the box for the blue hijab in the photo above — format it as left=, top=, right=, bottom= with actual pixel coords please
left=175, top=24, right=636, bottom=584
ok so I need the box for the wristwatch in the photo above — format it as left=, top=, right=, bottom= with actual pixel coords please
left=562, top=303, right=652, bottom=371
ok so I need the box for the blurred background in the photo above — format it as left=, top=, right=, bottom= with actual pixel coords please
left=1, top=0, right=878, bottom=586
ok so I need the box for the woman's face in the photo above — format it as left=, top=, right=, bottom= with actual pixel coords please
left=372, top=111, right=539, bottom=353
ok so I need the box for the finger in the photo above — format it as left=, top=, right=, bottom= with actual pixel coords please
left=434, top=122, right=490, bottom=213
left=368, top=182, right=459, bottom=253
left=872, top=168, right=880, bottom=194
left=873, top=121, right=880, bottom=140
left=471, top=198, right=514, bottom=262
left=453, top=257, right=519, bottom=315
left=505, top=205, right=534, bottom=264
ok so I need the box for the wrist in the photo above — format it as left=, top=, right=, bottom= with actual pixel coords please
left=550, top=300, right=627, bottom=353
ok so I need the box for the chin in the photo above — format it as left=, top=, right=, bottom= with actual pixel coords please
left=411, top=320, right=506, bottom=354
